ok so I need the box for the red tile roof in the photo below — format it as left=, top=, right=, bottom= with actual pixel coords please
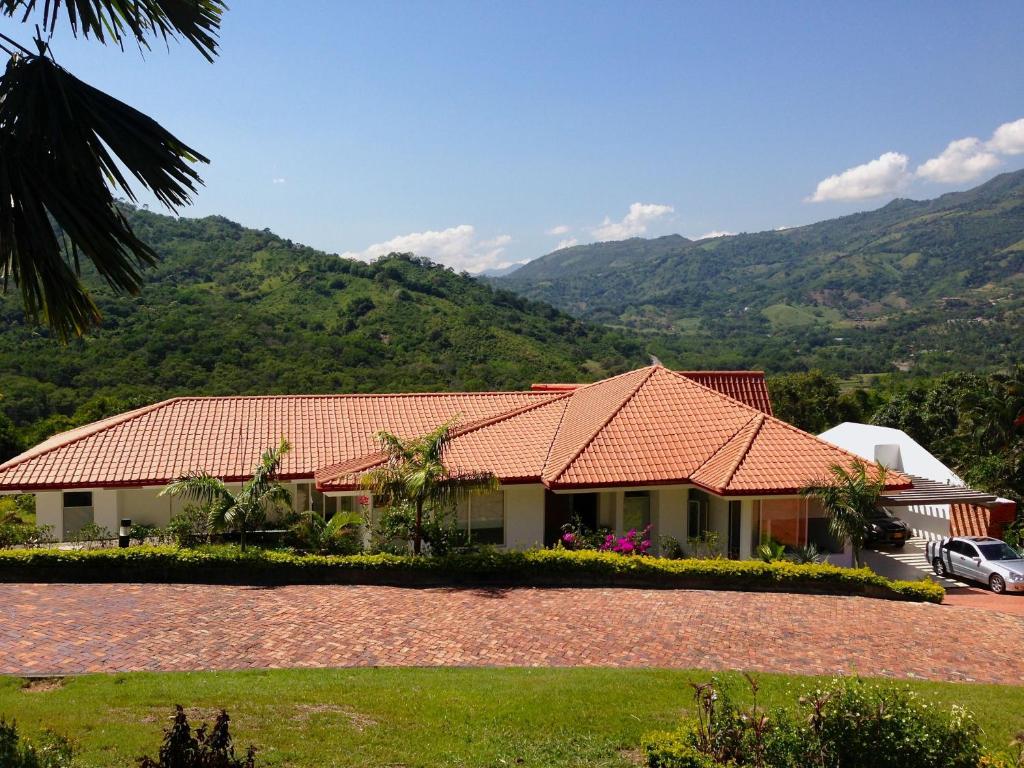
left=0, top=392, right=554, bottom=490
left=1, top=366, right=905, bottom=496
left=532, top=370, right=773, bottom=415
left=319, top=366, right=910, bottom=496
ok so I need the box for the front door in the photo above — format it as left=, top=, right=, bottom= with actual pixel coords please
left=727, top=500, right=742, bottom=559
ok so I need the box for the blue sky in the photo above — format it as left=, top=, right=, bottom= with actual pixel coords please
left=7, top=1, right=1024, bottom=271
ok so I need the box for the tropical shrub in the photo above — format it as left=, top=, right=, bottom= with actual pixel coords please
left=558, top=514, right=611, bottom=551
left=0, top=546, right=946, bottom=602
left=644, top=675, right=981, bottom=768
left=0, top=717, right=73, bottom=768
left=757, top=539, right=786, bottom=563
left=137, top=705, right=256, bottom=768
left=167, top=505, right=212, bottom=548
left=687, top=531, right=722, bottom=559
left=69, top=522, right=114, bottom=548
left=601, top=525, right=652, bottom=555
left=0, top=523, right=54, bottom=550
left=659, top=535, right=686, bottom=560
left=286, top=510, right=364, bottom=555
left=129, top=523, right=162, bottom=544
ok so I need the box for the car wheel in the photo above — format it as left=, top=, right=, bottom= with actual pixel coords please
left=934, top=558, right=948, bottom=577
left=990, top=574, right=1007, bottom=594
left=893, top=541, right=906, bottom=549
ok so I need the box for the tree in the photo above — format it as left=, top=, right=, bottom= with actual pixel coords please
left=768, top=371, right=843, bottom=434
left=161, top=439, right=291, bottom=551
left=361, top=421, right=497, bottom=555
left=801, top=459, right=888, bottom=568
left=0, top=1, right=224, bottom=339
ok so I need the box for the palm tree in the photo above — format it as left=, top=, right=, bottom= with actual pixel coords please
left=161, top=439, right=291, bottom=551
left=0, top=1, right=224, bottom=339
left=801, top=459, right=888, bottom=568
left=361, top=421, right=498, bottom=555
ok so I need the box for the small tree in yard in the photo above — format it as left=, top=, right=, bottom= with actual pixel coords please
left=161, top=439, right=291, bottom=551
left=361, top=421, right=497, bottom=555
left=801, top=459, right=888, bottom=568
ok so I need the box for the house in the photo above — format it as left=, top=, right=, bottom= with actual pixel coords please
left=818, top=422, right=1015, bottom=540
left=0, top=366, right=913, bottom=558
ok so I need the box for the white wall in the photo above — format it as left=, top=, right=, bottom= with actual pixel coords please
left=118, top=488, right=187, bottom=527
left=892, top=504, right=951, bottom=541
left=35, top=491, right=61, bottom=538
left=504, top=484, right=545, bottom=549
left=656, top=489, right=687, bottom=548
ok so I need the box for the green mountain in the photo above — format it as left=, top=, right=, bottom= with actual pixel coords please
left=500, top=170, right=1024, bottom=375
left=0, top=208, right=647, bottom=449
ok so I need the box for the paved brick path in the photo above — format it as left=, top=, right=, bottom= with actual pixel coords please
left=1, top=584, right=1022, bottom=684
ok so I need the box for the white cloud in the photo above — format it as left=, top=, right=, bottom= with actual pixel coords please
left=272, top=177, right=286, bottom=185
left=694, top=230, right=735, bottom=240
left=547, top=224, right=571, bottom=236
left=808, top=152, right=911, bottom=202
left=916, top=137, right=1000, bottom=183
left=989, top=117, right=1024, bottom=155
left=555, top=237, right=579, bottom=250
left=591, top=202, right=674, bottom=240
left=340, top=225, right=514, bottom=273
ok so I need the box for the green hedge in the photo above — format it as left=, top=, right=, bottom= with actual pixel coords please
left=0, top=546, right=944, bottom=603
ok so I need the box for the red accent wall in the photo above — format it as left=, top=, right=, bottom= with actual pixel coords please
left=950, top=501, right=1017, bottom=538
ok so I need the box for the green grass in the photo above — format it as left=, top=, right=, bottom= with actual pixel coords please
left=1, top=669, right=1021, bottom=767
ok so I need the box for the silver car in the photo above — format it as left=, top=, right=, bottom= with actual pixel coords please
left=927, top=536, right=1024, bottom=594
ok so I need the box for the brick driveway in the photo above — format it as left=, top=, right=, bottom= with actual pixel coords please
left=1, top=584, right=1022, bottom=684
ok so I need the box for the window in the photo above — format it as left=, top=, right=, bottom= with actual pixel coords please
left=727, top=500, right=741, bottom=559
left=688, top=490, right=709, bottom=538
left=759, top=498, right=807, bottom=549
left=295, top=483, right=356, bottom=519
left=623, top=491, right=651, bottom=532
left=63, top=491, right=92, bottom=509
left=456, top=491, right=505, bottom=545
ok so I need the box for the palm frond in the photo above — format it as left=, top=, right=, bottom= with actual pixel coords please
left=160, top=471, right=230, bottom=505
left=0, top=53, right=209, bottom=338
left=4, top=0, right=226, bottom=62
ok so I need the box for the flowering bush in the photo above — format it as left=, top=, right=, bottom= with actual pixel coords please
left=600, top=525, right=652, bottom=556
left=558, top=515, right=610, bottom=551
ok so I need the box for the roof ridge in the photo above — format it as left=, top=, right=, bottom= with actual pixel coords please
left=690, top=412, right=762, bottom=481
left=0, top=398, right=180, bottom=475
left=315, top=391, right=571, bottom=485
left=677, top=370, right=767, bottom=377
left=718, top=413, right=766, bottom=488
left=543, top=366, right=658, bottom=483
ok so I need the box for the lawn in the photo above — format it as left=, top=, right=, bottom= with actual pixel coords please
left=1, top=668, right=1022, bottom=767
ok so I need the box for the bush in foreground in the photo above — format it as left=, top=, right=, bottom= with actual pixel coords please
left=645, top=675, right=983, bottom=768
left=0, top=545, right=944, bottom=602
left=0, top=717, right=73, bottom=768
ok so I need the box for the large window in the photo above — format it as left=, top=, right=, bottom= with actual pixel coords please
left=759, top=497, right=840, bottom=553
left=456, top=491, right=505, bottom=545
left=623, top=491, right=651, bottom=532
left=688, top=490, right=710, bottom=538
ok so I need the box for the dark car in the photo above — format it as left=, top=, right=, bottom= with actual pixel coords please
left=864, top=507, right=911, bottom=548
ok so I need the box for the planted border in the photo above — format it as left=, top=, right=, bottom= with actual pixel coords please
left=0, top=546, right=944, bottom=603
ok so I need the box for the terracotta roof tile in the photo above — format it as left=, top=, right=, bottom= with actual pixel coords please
left=0, top=392, right=555, bottom=490
left=2, top=366, right=910, bottom=497
left=531, top=370, right=773, bottom=414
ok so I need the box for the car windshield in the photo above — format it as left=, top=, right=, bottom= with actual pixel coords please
left=867, top=508, right=894, bottom=520
left=978, top=543, right=1023, bottom=561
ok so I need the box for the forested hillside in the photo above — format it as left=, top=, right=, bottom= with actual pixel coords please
left=0, top=208, right=647, bottom=454
left=501, top=170, right=1024, bottom=375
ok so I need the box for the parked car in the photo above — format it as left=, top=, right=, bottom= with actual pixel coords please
left=927, top=536, right=1024, bottom=593
left=864, top=507, right=911, bottom=548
